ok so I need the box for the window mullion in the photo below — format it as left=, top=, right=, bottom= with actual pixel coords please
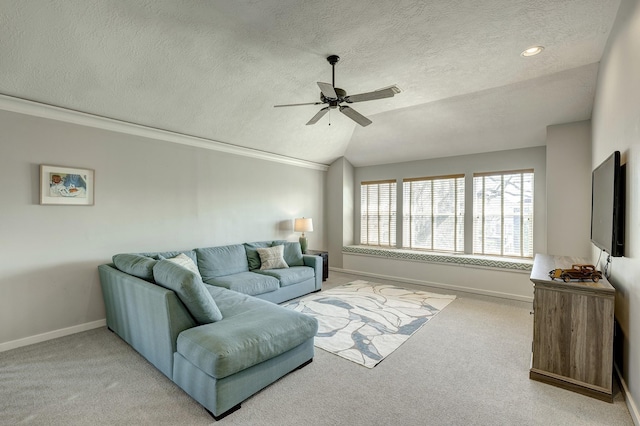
left=520, top=172, right=524, bottom=257
left=388, top=183, right=392, bottom=247
left=500, top=175, right=504, bottom=257
left=454, top=178, right=458, bottom=252
left=410, top=182, right=414, bottom=248
left=482, top=176, right=486, bottom=254
left=430, top=181, right=434, bottom=249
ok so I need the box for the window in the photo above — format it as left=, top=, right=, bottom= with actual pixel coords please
left=403, top=175, right=464, bottom=252
left=473, top=170, right=534, bottom=258
left=360, top=180, right=396, bottom=246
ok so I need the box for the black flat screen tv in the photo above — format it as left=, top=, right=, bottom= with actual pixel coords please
left=590, top=151, right=625, bottom=257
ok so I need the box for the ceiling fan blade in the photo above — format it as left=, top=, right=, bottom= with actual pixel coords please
left=306, top=107, right=329, bottom=125
left=317, top=82, right=337, bottom=99
left=339, top=106, right=372, bottom=127
left=344, top=86, right=400, bottom=103
left=274, top=101, right=323, bottom=108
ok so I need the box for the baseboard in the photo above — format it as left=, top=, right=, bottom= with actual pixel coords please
left=0, top=319, right=107, bottom=353
left=615, top=363, right=640, bottom=426
left=329, top=267, right=534, bottom=303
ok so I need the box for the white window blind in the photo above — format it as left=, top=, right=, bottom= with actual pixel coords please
left=403, top=175, right=464, bottom=252
left=360, top=180, right=397, bottom=246
left=473, top=170, right=534, bottom=258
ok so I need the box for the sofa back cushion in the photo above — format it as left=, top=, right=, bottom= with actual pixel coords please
left=162, top=253, right=202, bottom=279
left=153, top=260, right=223, bottom=324
left=112, top=253, right=158, bottom=281
left=273, top=241, right=305, bottom=267
left=196, top=244, right=249, bottom=280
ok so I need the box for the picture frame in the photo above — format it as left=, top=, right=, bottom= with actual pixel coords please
left=40, top=165, right=95, bottom=206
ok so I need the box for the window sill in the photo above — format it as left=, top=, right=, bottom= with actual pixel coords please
left=342, top=245, right=533, bottom=272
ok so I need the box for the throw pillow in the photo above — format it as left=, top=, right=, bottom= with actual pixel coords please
left=244, top=242, right=273, bottom=270
left=163, top=253, right=202, bottom=278
left=152, top=260, right=223, bottom=324
left=113, top=253, right=157, bottom=281
left=257, top=245, right=289, bottom=270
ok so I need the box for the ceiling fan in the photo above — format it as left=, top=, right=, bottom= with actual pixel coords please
left=274, top=55, right=401, bottom=127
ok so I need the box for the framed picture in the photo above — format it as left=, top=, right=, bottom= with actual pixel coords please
left=40, top=165, right=95, bottom=206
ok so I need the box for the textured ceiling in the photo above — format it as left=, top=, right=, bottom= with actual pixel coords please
left=0, top=0, right=621, bottom=166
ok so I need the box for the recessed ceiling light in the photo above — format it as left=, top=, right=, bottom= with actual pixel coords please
left=521, top=46, right=544, bottom=57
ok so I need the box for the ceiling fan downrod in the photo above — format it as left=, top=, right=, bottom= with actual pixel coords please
left=327, top=55, right=340, bottom=88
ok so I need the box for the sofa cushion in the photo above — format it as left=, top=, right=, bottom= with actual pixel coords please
left=196, top=244, right=249, bottom=279
left=204, top=272, right=279, bottom=296
left=112, top=253, right=157, bottom=281
left=153, top=260, right=223, bottom=324
left=163, top=253, right=202, bottom=279
left=257, top=245, right=289, bottom=270
left=176, top=292, right=318, bottom=379
left=204, top=284, right=269, bottom=317
left=140, top=250, right=198, bottom=265
left=273, top=241, right=305, bottom=267
left=244, top=241, right=272, bottom=270
left=255, top=266, right=315, bottom=287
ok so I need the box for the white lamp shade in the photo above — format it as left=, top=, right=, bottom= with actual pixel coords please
left=294, top=217, right=313, bottom=233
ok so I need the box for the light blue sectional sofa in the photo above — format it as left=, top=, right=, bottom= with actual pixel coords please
left=98, top=241, right=321, bottom=419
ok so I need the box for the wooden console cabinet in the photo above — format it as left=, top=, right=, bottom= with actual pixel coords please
left=529, top=254, right=615, bottom=402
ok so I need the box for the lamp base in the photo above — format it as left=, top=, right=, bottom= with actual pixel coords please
left=299, top=236, right=308, bottom=254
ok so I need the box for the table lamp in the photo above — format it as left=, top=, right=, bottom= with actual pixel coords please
left=294, top=217, right=313, bottom=254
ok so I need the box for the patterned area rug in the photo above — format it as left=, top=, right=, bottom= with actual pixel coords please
left=284, top=280, right=456, bottom=368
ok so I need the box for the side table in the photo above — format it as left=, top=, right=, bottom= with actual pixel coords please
left=305, top=250, right=328, bottom=281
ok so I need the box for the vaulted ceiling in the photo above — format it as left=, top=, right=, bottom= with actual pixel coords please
left=0, top=0, right=621, bottom=166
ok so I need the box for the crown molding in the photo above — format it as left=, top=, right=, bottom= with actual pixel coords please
left=0, top=94, right=330, bottom=172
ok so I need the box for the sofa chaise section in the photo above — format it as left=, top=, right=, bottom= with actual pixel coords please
left=98, top=258, right=318, bottom=419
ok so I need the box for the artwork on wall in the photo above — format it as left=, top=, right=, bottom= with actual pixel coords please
left=39, top=165, right=95, bottom=206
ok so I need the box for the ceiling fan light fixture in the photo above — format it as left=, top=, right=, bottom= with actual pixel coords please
left=274, top=54, right=401, bottom=127
left=521, top=46, right=544, bottom=57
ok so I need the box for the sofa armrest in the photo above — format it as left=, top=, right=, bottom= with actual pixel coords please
left=302, top=255, right=322, bottom=291
left=98, top=264, right=196, bottom=379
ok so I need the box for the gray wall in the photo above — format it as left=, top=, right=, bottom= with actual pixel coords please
left=546, top=121, right=592, bottom=257
left=592, top=0, right=640, bottom=419
left=327, top=157, right=354, bottom=268
left=0, top=109, right=325, bottom=348
left=336, top=147, right=547, bottom=302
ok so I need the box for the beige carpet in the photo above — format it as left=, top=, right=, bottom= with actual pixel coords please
left=0, top=271, right=633, bottom=425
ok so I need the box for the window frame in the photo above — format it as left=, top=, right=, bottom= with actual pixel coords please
left=472, top=169, right=534, bottom=258
left=360, top=179, right=397, bottom=247
left=402, top=174, right=465, bottom=253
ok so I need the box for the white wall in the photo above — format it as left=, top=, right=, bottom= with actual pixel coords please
left=0, top=108, right=326, bottom=350
left=546, top=121, right=592, bottom=257
left=592, top=0, right=640, bottom=420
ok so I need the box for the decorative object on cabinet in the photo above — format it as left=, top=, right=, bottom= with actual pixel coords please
left=548, top=264, right=602, bottom=282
